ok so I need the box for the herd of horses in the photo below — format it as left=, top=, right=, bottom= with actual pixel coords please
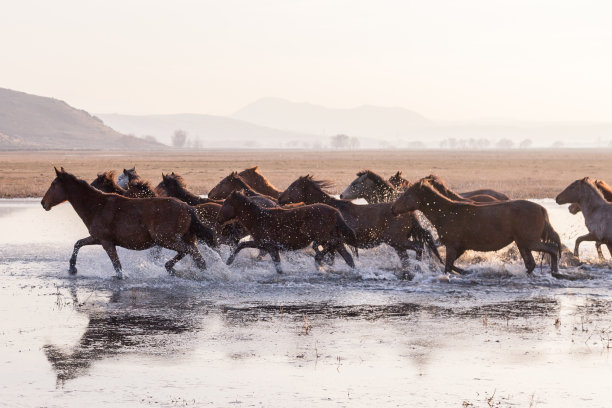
left=40, top=165, right=612, bottom=280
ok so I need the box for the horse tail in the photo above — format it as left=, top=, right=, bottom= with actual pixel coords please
left=336, top=213, right=359, bottom=258
left=189, top=208, right=217, bottom=247
left=409, top=212, right=442, bottom=262
left=541, top=209, right=562, bottom=257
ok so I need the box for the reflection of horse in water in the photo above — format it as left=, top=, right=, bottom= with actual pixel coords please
left=43, top=287, right=195, bottom=386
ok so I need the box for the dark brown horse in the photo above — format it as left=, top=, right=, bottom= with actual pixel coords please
left=155, top=173, right=221, bottom=205
left=392, top=179, right=561, bottom=276
left=569, top=179, right=612, bottom=259
left=278, top=176, right=440, bottom=274
left=41, top=168, right=215, bottom=278
left=209, top=166, right=282, bottom=199
left=218, top=190, right=356, bottom=273
left=90, top=171, right=127, bottom=195
left=388, top=171, right=412, bottom=192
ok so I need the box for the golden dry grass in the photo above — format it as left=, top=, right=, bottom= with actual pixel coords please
left=1, top=149, right=611, bottom=198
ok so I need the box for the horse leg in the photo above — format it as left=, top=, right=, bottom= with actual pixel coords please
left=267, top=247, right=283, bottom=274
left=394, top=247, right=411, bottom=269
left=574, top=232, right=598, bottom=258
left=255, top=250, right=268, bottom=261
left=606, top=244, right=612, bottom=260
left=226, top=241, right=261, bottom=265
left=149, top=245, right=163, bottom=261
left=335, top=244, right=355, bottom=268
left=517, top=245, right=537, bottom=274
left=529, top=242, right=559, bottom=275
left=596, top=242, right=605, bottom=260
left=446, top=248, right=468, bottom=275
left=165, top=252, right=186, bottom=275
left=69, top=236, right=100, bottom=275
left=187, top=244, right=207, bottom=270
left=313, top=242, right=335, bottom=265
left=100, top=242, right=124, bottom=279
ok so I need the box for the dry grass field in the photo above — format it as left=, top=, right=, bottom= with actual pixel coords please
left=1, top=149, right=611, bottom=198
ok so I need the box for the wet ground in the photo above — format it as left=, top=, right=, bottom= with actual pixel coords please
left=1, top=199, right=611, bottom=407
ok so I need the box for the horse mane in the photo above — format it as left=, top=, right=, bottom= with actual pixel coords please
left=166, top=172, right=188, bottom=188
left=300, top=175, right=334, bottom=194
left=593, top=179, right=612, bottom=201
left=356, top=169, right=394, bottom=190
left=59, top=169, right=103, bottom=194
left=128, top=179, right=156, bottom=196
left=422, top=175, right=465, bottom=201
left=96, top=170, right=115, bottom=182
left=581, top=177, right=606, bottom=200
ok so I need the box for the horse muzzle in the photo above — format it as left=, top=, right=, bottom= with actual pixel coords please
left=41, top=200, right=50, bottom=211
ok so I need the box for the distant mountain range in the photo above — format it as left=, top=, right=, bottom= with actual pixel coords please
left=98, top=113, right=314, bottom=148
left=0, top=88, right=162, bottom=150
left=232, top=97, right=432, bottom=139
left=3, top=87, right=612, bottom=150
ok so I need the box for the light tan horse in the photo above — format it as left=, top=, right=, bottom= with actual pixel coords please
left=393, top=179, right=561, bottom=276
left=557, top=178, right=612, bottom=261
left=567, top=179, right=612, bottom=259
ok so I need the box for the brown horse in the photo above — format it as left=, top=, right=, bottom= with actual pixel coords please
left=392, top=179, right=561, bottom=276
left=41, top=168, right=215, bottom=278
left=218, top=190, right=356, bottom=273
left=569, top=179, right=612, bottom=259
left=340, top=170, right=399, bottom=203
left=154, top=172, right=248, bottom=249
left=278, top=175, right=441, bottom=274
left=90, top=171, right=127, bottom=195
left=155, top=173, right=221, bottom=205
left=209, top=166, right=282, bottom=199
left=344, top=171, right=506, bottom=204
left=422, top=175, right=503, bottom=203
left=388, top=171, right=412, bottom=192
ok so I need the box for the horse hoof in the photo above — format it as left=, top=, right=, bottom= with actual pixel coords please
left=68, top=266, right=77, bottom=275
left=112, top=274, right=124, bottom=280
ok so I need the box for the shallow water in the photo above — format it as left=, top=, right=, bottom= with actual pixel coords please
left=1, top=199, right=611, bottom=407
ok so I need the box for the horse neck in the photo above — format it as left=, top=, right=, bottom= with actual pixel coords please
left=372, top=182, right=395, bottom=203
left=415, top=186, right=456, bottom=226
left=233, top=197, right=265, bottom=229
left=63, top=178, right=106, bottom=226
left=304, top=185, right=338, bottom=206
left=578, top=183, right=608, bottom=216
left=245, top=175, right=280, bottom=198
left=175, top=185, right=203, bottom=204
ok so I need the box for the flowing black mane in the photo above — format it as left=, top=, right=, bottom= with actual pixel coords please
left=301, top=175, right=334, bottom=194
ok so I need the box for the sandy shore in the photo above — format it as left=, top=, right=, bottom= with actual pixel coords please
left=1, top=149, right=611, bottom=198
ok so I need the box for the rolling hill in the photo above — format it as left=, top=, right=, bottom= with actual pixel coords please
left=0, top=88, right=162, bottom=150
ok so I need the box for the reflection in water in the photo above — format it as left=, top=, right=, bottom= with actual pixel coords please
left=44, top=288, right=196, bottom=386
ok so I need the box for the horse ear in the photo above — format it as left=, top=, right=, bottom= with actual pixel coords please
left=60, top=167, right=65, bottom=172
left=54, top=167, right=61, bottom=176
left=171, top=172, right=175, bottom=176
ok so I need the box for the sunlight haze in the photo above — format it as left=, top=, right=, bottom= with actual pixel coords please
left=1, top=0, right=611, bottom=121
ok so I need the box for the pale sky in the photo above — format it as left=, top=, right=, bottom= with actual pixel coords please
left=1, top=0, right=611, bottom=121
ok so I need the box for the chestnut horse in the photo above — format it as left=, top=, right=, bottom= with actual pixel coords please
left=41, top=168, right=215, bottom=278
left=154, top=173, right=221, bottom=205
left=392, top=179, right=561, bottom=276
left=567, top=179, right=612, bottom=259
left=218, top=191, right=356, bottom=273
left=422, top=175, right=504, bottom=203
left=278, top=175, right=441, bottom=273
left=557, top=178, right=612, bottom=262
left=388, top=171, right=411, bottom=192
left=209, top=166, right=281, bottom=199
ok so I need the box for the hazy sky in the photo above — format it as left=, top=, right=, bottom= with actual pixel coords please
left=1, top=0, right=611, bottom=121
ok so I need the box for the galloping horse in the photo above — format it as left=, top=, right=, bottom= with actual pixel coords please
left=566, top=179, right=612, bottom=259
left=342, top=170, right=505, bottom=204
left=209, top=166, right=281, bottom=199
left=155, top=173, right=220, bottom=205
left=42, top=168, right=215, bottom=278
left=392, top=179, right=561, bottom=276
left=218, top=191, right=356, bottom=273
left=557, top=178, right=612, bottom=261
left=278, top=175, right=441, bottom=273
left=422, top=175, right=503, bottom=203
